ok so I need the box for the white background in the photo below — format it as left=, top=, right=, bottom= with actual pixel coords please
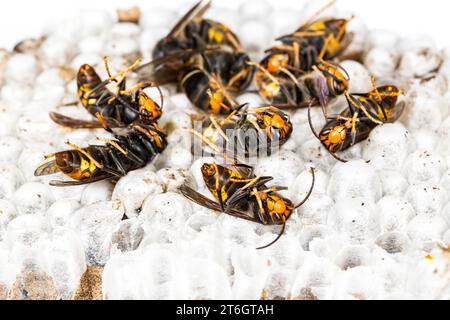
left=0, top=0, right=446, bottom=50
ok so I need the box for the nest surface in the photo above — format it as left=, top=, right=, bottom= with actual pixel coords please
left=0, top=0, right=450, bottom=300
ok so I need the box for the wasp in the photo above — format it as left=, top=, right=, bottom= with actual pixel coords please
left=254, top=59, right=349, bottom=114
left=254, top=0, right=352, bottom=112
left=180, top=162, right=315, bottom=249
left=34, top=118, right=167, bottom=186
left=139, top=0, right=243, bottom=84
left=190, top=104, right=292, bottom=160
left=51, top=57, right=164, bottom=129
left=308, top=80, right=404, bottom=162
left=137, top=1, right=254, bottom=115
left=273, top=20, right=352, bottom=71
left=179, top=50, right=254, bottom=114
left=263, top=0, right=352, bottom=73
left=152, top=0, right=241, bottom=61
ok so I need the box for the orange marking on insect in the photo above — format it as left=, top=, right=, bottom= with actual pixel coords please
left=327, top=125, right=346, bottom=144
left=273, top=197, right=287, bottom=214
left=265, top=113, right=284, bottom=128
left=208, top=90, right=225, bottom=114
left=267, top=54, right=289, bottom=73
left=139, top=93, right=160, bottom=120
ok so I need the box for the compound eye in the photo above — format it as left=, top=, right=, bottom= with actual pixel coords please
left=272, top=212, right=281, bottom=222
left=55, top=151, right=76, bottom=174
left=334, top=79, right=344, bottom=92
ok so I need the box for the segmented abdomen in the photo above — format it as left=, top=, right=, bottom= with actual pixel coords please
left=77, top=64, right=107, bottom=108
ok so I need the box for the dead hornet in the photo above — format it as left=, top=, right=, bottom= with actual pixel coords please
left=254, top=0, right=352, bottom=112
left=253, top=59, right=349, bottom=115
left=180, top=162, right=315, bottom=249
left=152, top=0, right=241, bottom=60
left=51, top=57, right=163, bottom=129
left=138, top=0, right=242, bottom=83
left=179, top=51, right=254, bottom=114
left=308, top=79, right=404, bottom=162
left=34, top=115, right=167, bottom=186
left=189, top=104, right=292, bottom=159
left=136, top=1, right=254, bottom=115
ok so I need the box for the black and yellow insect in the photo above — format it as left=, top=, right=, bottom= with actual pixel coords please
left=137, top=0, right=254, bottom=115
left=190, top=105, right=293, bottom=159
left=262, top=0, right=352, bottom=75
left=309, top=82, right=404, bottom=162
left=180, top=162, right=315, bottom=249
left=139, top=0, right=243, bottom=85
left=152, top=0, right=241, bottom=61
left=254, top=59, right=349, bottom=114
left=275, top=17, right=352, bottom=69
left=179, top=51, right=254, bottom=114
left=51, top=58, right=163, bottom=129
left=254, top=0, right=352, bottom=111
left=34, top=120, right=167, bottom=186
left=36, top=58, right=168, bottom=186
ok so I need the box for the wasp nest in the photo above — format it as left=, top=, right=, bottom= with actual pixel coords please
left=0, top=0, right=449, bottom=300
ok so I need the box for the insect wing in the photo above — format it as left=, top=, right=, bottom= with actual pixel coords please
left=136, top=50, right=200, bottom=85
left=34, top=160, right=60, bottom=177
left=180, top=184, right=256, bottom=221
left=49, top=173, right=114, bottom=187
left=385, top=101, right=405, bottom=123
left=166, top=0, right=211, bottom=39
